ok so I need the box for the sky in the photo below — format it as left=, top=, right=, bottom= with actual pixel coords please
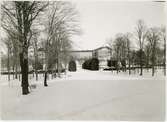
left=71, top=1, right=166, bottom=50
left=0, top=1, right=166, bottom=54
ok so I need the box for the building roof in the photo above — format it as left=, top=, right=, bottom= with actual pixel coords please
left=69, top=50, right=93, bottom=53
left=94, top=46, right=112, bottom=51
left=38, top=46, right=112, bottom=53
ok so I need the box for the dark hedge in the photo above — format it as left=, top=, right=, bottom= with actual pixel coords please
left=68, top=60, right=77, bottom=72
left=82, top=58, right=99, bottom=70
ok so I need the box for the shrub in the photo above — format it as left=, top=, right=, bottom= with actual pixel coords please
left=82, top=58, right=99, bottom=70
left=107, top=60, right=118, bottom=68
left=68, top=60, right=76, bottom=72
left=107, top=60, right=111, bottom=67
left=121, top=60, right=126, bottom=67
left=91, top=58, right=99, bottom=70
left=32, top=61, right=43, bottom=70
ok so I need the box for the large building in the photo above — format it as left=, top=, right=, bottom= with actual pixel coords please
left=70, top=46, right=112, bottom=68
left=36, top=46, right=112, bottom=70
left=93, top=46, right=112, bottom=68
left=69, top=50, right=93, bottom=60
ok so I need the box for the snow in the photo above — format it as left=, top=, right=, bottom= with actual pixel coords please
left=0, top=68, right=165, bottom=120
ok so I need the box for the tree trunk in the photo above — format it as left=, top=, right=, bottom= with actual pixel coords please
left=15, top=63, right=18, bottom=79
left=35, top=70, right=38, bottom=81
left=51, top=70, right=54, bottom=79
left=116, top=61, right=118, bottom=74
left=140, top=50, right=143, bottom=76
left=128, top=59, right=131, bottom=75
left=34, top=45, right=38, bottom=81
left=116, top=51, right=119, bottom=74
left=146, top=60, right=149, bottom=72
left=152, top=50, right=155, bottom=76
left=128, top=49, right=131, bottom=75
left=35, top=59, right=38, bottom=81
left=19, top=72, right=20, bottom=81
left=164, top=42, right=166, bottom=76
left=20, top=52, right=29, bottom=95
left=18, top=66, right=21, bottom=81
left=7, top=47, right=10, bottom=82
left=13, top=63, right=15, bottom=79
left=44, top=71, right=48, bottom=86
left=164, top=61, right=166, bottom=76
left=152, top=55, right=155, bottom=76
left=57, top=53, right=60, bottom=77
left=140, top=65, right=142, bottom=75
left=152, top=65, right=154, bottom=76
left=125, top=63, right=127, bottom=72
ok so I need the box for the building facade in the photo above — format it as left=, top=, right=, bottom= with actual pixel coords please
left=70, top=46, right=112, bottom=69
left=36, top=46, right=112, bottom=70
left=93, top=46, right=112, bottom=68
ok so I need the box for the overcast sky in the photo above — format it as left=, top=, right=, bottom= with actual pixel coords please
left=0, top=1, right=166, bottom=54
left=71, top=1, right=166, bottom=50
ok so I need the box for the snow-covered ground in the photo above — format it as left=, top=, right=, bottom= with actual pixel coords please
left=0, top=68, right=165, bottom=120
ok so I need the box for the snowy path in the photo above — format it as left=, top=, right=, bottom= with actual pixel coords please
left=0, top=69, right=165, bottom=120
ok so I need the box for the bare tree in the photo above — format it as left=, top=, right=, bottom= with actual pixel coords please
left=135, top=19, right=148, bottom=76
left=2, top=27, right=20, bottom=81
left=2, top=37, right=12, bottom=82
left=42, top=1, right=80, bottom=86
left=146, top=27, right=160, bottom=76
left=60, top=37, right=73, bottom=74
left=1, top=1, right=48, bottom=95
left=144, top=44, right=151, bottom=71
left=113, top=34, right=125, bottom=73
left=31, top=33, right=39, bottom=81
left=160, top=26, right=166, bottom=75
left=124, top=33, right=132, bottom=75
